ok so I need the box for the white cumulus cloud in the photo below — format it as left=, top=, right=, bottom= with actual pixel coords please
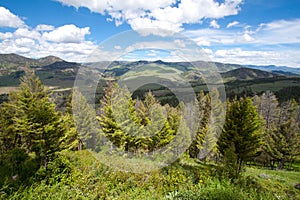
left=15, top=38, right=36, bottom=47
left=226, top=21, right=239, bottom=28
left=42, top=24, right=90, bottom=43
left=14, top=28, right=41, bottom=40
left=0, top=23, right=96, bottom=62
left=0, top=32, right=13, bottom=40
left=210, top=20, right=220, bottom=29
left=35, top=24, right=55, bottom=31
left=0, top=7, right=25, bottom=28
left=214, top=48, right=300, bottom=68
left=56, top=0, right=242, bottom=35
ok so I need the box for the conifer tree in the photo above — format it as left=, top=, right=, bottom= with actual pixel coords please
left=0, top=70, right=67, bottom=167
left=217, top=97, right=262, bottom=175
left=98, top=85, right=177, bottom=154
left=253, top=93, right=300, bottom=169
left=189, top=89, right=225, bottom=161
left=135, top=98, right=150, bottom=126
left=71, top=89, right=100, bottom=150
left=142, top=91, right=170, bottom=152
left=188, top=91, right=210, bottom=158
left=267, top=99, right=300, bottom=169
left=151, top=105, right=177, bottom=151
left=98, top=83, right=130, bottom=150
left=204, top=88, right=226, bottom=161
left=252, top=92, right=280, bottom=167
left=59, top=90, right=100, bottom=151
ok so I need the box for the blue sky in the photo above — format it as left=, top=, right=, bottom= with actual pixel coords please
left=0, top=0, right=299, bottom=67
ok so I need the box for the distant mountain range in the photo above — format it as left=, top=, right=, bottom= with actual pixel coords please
left=221, top=67, right=284, bottom=82
left=0, top=53, right=82, bottom=87
left=1, top=53, right=300, bottom=76
left=245, top=64, right=300, bottom=75
left=0, top=53, right=65, bottom=75
left=1, top=53, right=300, bottom=103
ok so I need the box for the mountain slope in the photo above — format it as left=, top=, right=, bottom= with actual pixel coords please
left=246, top=65, right=300, bottom=75
left=0, top=54, right=83, bottom=87
left=0, top=53, right=34, bottom=63
left=0, top=54, right=65, bottom=76
left=37, top=55, right=63, bottom=66
left=0, top=53, right=299, bottom=91
left=221, top=67, right=284, bottom=82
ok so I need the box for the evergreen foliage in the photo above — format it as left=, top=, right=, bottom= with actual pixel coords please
left=97, top=84, right=178, bottom=154
left=217, top=97, right=262, bottom=176
left=268, top=99, right=300, bottom=169
left=0, top=73, right=299, bottom=199
left=188, top=91, right=210, bottom=158
left=0, top=70, right=69, bottom=185
left=253, top=92, right=300, bottom=169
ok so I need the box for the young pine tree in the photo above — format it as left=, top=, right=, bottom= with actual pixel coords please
left=217, top=97, right=262, bottom=176
left=60, top=89, right=101, bottom=151
left=98, top=83, right=130, bottom=151
left=0, top=70, right=67, bottom=167
left=188, top=91, right=210, bottom=158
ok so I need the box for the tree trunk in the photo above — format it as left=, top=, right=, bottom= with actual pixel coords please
left=78, top=139, right=83, bottom=151
left=277, top=158, right=285, bottom=170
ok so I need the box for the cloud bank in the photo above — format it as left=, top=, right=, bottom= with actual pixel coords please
left=56, top=0, right=242, bottom=35
left=0, top=6, right=96, bottom=62
left=0, top=7, right=25, bottom=28
left=0, top=4, right=299, bottom=67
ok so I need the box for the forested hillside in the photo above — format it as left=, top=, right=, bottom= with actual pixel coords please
left=1, top=54, right=300, bottom=106
left=0, top=71, right=299, bottom=199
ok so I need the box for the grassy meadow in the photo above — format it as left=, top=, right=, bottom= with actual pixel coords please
left=1, top=150, right=299, bottom=200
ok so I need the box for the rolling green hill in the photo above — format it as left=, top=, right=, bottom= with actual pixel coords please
left=1, top=53, right=300, bottom=104
left=221, top=67, right=284, bottom=82
left=0, top=53, right=64, bottom=76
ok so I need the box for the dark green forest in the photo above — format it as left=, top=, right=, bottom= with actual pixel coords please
left=0, top=71, right=299, bottom=199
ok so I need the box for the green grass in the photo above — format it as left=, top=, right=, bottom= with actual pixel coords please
left=1, top=151, right=299, bottom=200
left=246, top=167, right=300, bottom=185
left=244, top=167, right=300, bottom=200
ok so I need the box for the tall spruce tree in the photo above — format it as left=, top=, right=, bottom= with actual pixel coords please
left=200, top=88, right=225, bottom=161
left=98, top=84, right=177, bottom=154
left=217, top=97, right=262, bottom=175
left=59, top=92, right=80, bottom=150
left=60, top=89, right=101, bottom=151
left=98, top=83, right=130, bottom=151
left=188, top=91, right=210, bottom=158
left=151, top=104, right=177, bottom=152
left=71, top=89, right=100, bottom=150
left=0, top=70, right=67, bottom=167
